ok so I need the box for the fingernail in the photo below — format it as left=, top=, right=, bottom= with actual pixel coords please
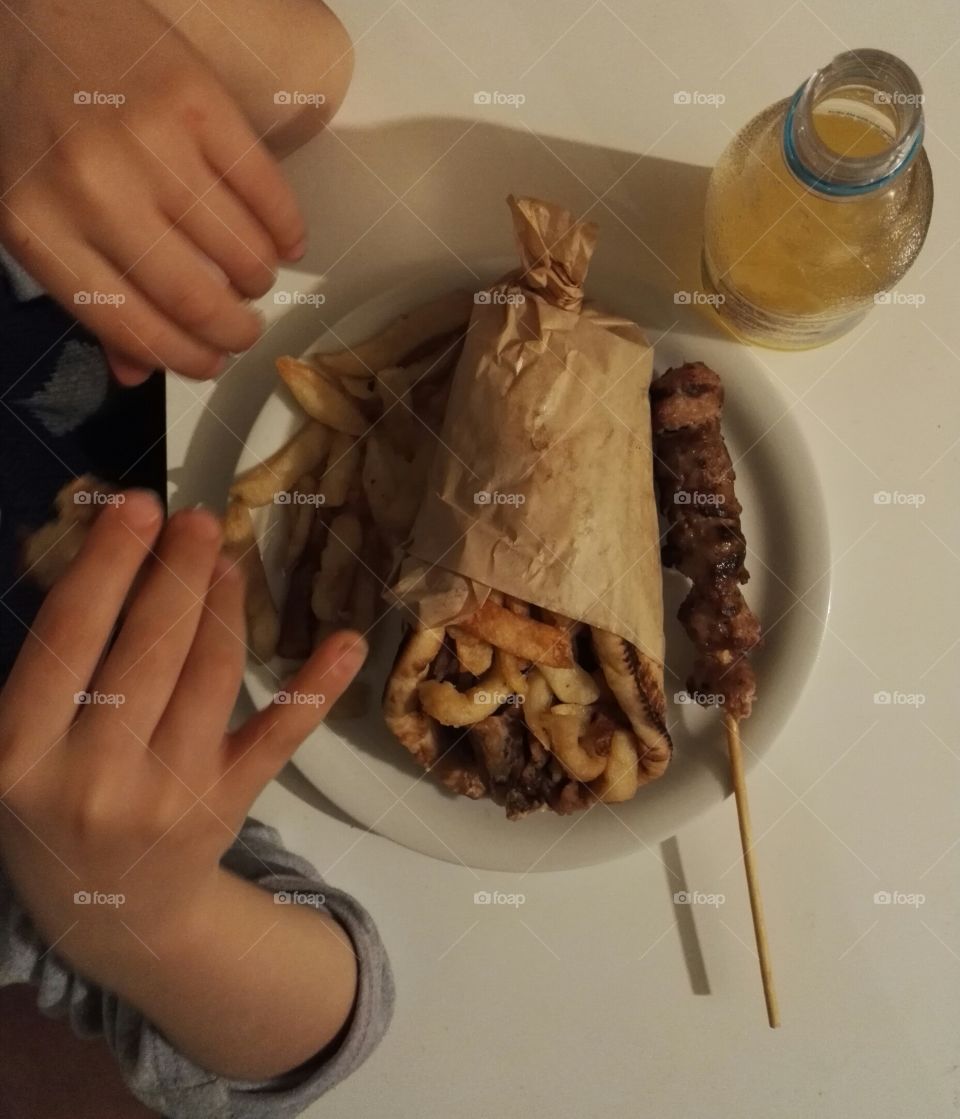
left=121, top=489, right=163, bottom=527
left=285, top=239, right=307, bottom=262
left=332, top=631, right=368, bottom=671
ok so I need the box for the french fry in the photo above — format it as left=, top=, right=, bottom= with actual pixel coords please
left=541, top=703, right=607, bottom=782
left=589, top=729, right=640, bottom=803
left=276, top=357, right=369, bottom=436
left=316, top=431, right=361, bottom=508
left=308, top=290, right=473, bottom=379
left=311, top=512, right=363, bottom=623
left=283, top=473, right=316, bottom=571
left=539, top=664, right=600, bottom=706
left=222, top=500, right=279, bottom=661
left=230, top=422, right=330, bottom=507
left=448, top=625, right=494, bottom=676
left=522, top=668, right=554, bottom=748
left=494, top=647, right=529, bottom=697
left=458, top=598, right=574, bottom=668
left=417, top=667, right=509, bottom=727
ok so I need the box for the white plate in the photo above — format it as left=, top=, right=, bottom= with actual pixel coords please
left=238, top=258, right=830, bottom=872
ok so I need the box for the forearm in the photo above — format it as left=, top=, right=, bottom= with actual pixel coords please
left=61, top=869, right=359, bottom=1081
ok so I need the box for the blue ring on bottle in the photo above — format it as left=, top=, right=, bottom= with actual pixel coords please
left=782, top=86, right=923, bottom=197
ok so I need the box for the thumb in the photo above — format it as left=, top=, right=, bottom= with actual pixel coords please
left=225, top=630, right=368, bottom=802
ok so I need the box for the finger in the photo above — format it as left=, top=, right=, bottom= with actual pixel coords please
left=223, top=631, right=367, bottom=804
left=4, top=207, right=225, bottom=377
left=105, top=347, right=155, bottom=387
left=0, top=492, right=162, bottom=747
left=165, top=177, right=279, bottom=300
left=200, top=113, right=305, bottom=259
left=89, top=508, right=222, bottom=742
left=94, top=211, right=263, bottom=355
left=152, top=553, right=246, bottom=776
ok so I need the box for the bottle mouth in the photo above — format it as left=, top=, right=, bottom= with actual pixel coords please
left=784, top=49, right=925, bottom=196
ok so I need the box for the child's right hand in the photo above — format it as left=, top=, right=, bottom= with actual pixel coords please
left=0, top=0, right=306, bottom=382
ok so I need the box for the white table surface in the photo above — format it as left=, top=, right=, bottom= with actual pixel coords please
left=166, top=3, right=960, bottom=1116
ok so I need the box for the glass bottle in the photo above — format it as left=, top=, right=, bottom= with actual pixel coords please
left=702, top=49, right=934, bottom=349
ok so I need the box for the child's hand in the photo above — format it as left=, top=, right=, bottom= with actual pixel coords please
left=0, top=0, right=306, bottom=382
left=0, top=492, right=365, bottom=1007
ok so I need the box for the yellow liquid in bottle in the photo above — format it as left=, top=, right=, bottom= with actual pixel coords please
left=702, top=99, right=933, bottom=348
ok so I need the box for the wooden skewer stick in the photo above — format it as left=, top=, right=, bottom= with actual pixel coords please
left=724, top=712, right=780, bottom=1029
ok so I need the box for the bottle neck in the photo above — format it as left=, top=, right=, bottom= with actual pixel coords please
left=783, top=49, right=925, bottom=197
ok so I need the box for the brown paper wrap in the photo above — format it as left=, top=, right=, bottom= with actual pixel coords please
left=392, top=196, right=665, bottom=668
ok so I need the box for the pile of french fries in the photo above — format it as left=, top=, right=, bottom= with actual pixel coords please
left=225, top=289, right=474, bottom=677
left=384, top=592, right=673, bottom=818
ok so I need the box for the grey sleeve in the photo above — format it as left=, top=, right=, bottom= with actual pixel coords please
left=0, top=818, right=395, bottom=1119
